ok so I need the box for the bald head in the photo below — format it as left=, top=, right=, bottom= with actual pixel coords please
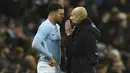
left=73, top=7, right=87, bottom=19
left=70, top=7, right=88, bottom=24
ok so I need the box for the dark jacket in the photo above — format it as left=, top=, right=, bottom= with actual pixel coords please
left=65, top=18, right=101, bottom=72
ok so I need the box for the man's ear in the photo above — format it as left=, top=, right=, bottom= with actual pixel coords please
left=51, top=11, right=55, bottom=16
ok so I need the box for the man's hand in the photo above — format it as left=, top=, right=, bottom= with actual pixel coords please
left=48, top=56, right=56, bottom=67
left=65, top=20, right=72, bottom=35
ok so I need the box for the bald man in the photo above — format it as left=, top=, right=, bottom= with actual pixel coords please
left=64, top=7, right=101, bottom=73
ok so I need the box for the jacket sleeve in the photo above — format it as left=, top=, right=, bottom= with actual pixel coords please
left=32, top=25, right=52, bottom=59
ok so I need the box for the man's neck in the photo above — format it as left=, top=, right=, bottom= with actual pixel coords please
left=48, top=15, right=56, bottom=25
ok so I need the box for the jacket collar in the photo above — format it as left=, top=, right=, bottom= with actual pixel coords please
left=77, top=17, right=92, bottom=28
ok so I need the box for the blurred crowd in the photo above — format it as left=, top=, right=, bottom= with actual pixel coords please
left=0, top=0, right=130, bottom=73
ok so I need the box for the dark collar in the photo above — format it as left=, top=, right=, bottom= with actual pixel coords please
left=77, top=17, right=92, bottom=28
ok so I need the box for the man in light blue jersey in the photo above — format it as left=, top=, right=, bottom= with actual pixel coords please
left=32, top=2, right=64, bottom=73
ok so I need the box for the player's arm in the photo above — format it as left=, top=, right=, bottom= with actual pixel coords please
left=32, top=24, right=52, bottom=59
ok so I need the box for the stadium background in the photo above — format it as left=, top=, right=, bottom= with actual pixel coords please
left=0, top=0, right=130, bottom=73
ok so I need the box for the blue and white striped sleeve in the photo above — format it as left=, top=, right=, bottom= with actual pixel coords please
left=32, top=24, right=52, bottom=59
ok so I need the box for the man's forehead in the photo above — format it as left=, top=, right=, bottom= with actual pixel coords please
left=71, top=10, right=76, bottom=15
left=58, top=9, right=64, bottom=12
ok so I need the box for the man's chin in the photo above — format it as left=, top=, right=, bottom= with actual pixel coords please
left=56, top=22, right=61, bottom=24
left=57, top=21, right=63, bottom=24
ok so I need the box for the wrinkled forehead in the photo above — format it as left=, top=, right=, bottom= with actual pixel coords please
left=71, top=9, right=78, bottom=16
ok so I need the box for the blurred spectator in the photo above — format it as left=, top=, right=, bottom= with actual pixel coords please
left=96, top=63, right=108, bottom=73
left=24, top=55, right=36, bottom=73
left=84, top=0, right=99, bottom=25
left=124, top=58, right=130, bottom=73
left=103, top=45, right=126, bottom=73
left=117, top=0, right=130, bottom=13
left=0, top=24, right=6, bottom=45
left=23, top=22, right=36, bottom=37
left=0, top=45, right=11, bottom=73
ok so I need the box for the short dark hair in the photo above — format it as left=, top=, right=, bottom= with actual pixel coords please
left=48, top=2, right=63, bottom=13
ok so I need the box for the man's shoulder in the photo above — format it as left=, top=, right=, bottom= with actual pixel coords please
left=41, top=19, right=51, bottom=26
left=39, top=20, right=53, bottom=29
